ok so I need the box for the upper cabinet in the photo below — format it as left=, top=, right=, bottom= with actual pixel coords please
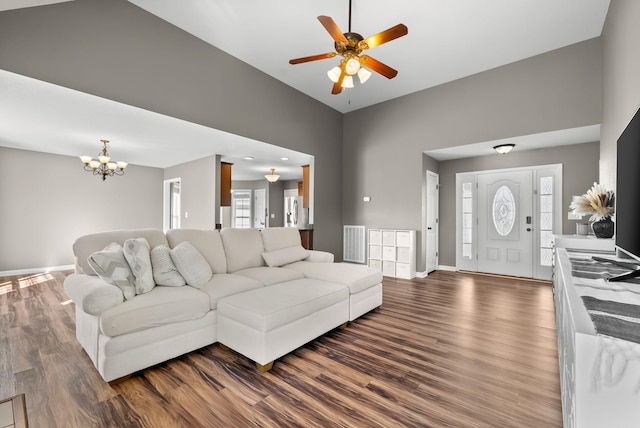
left=220, top=162, right=233, bottom=207
left=302, top=164, right=310, bottom=209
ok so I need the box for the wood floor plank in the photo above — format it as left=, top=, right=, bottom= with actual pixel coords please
left=0, top=269, right=563, bottom=427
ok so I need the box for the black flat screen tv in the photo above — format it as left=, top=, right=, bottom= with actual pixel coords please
left=612, top=105, right=640, bottom=280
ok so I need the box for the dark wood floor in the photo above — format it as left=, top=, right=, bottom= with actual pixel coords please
left=0, top=270, right=562, bottom=427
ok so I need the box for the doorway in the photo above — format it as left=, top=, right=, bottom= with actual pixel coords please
left=456, top=164, right=562, bottom=280
left=254, top=188, right=267, bottom=228
left=425, top=171, right=439, bottom=273
left=163, top=178, right=181, bottom=232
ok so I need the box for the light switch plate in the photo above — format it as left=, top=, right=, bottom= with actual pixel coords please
left=363, top=196, right=371, bottom=202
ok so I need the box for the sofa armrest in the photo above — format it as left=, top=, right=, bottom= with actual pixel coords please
left=305, top=250, right=334, bottom=263
left=63, top=273, right=124, bottom=316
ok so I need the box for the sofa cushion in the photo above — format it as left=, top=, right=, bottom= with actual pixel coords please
left=87, top=242, right=136, bottom=300
left=285, top=262, right=383, bottom=294
left=262, top=245, right=309, bottom=267
left=100, top=286, right=210, bottom=337
left=123, top=238, right=155, bottom=295
left=234, top=267, right=304, bottom=286
left=150, top=244, right=186, bottom=287
left=166, top=229, right=227, bottom=274
left=220, top=228, right=265, bottom=273
left=170, top=241, right=213, bottom=288
left=199, top=273, right=263, bottom=310
left=260, top=227, right=302, bottom=252
left=217, top=278, right=349, bottom=332
left=73, top=229, right=168, bottom=275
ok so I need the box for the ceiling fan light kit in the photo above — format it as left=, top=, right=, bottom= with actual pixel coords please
left=289, top=0, right=408, bottom=95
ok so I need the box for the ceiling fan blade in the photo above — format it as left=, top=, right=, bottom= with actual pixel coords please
left=359, top=55, right=398, bottom=79
left=359, top=24, right=408, bottom=50
left=331, top=68, right=346, bottom=95
left=289, top=52, right=337, bottom=65
left=318, top=15, right=347, bottom=43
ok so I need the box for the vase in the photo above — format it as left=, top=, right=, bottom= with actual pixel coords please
left=592, top=217, right=614, bottom=239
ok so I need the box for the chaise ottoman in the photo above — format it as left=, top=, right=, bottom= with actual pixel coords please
left=217, top=278, right=349, bottom=371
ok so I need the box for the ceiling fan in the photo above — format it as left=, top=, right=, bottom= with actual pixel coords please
left=289, top=0, right=408, bottom=95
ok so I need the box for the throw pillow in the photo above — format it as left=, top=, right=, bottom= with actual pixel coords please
left=262, top=245, right=309, bottom=267
left=87, top=242, right=136, bottom=300
left=170, top=241, right=213, bottom=288
left=150, top=244, right=186, bottom=287
left=123, top=237, right=155, bottom=295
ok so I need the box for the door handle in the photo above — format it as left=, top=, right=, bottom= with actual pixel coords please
left=427, top=227, right=432, bottom=230
left=526, top=228, right=532, bottom=232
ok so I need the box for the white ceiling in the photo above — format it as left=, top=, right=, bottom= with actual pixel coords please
left=0, top=1, right=610, bottom=176
left=130, top=0, right=610, bottom=114
left=0, top=69, right=312, bottom=180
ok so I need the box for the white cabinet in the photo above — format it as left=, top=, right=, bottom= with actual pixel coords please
left=554, top=242, right=640, bottom=427
left=368, top=229, right=416, bottom=279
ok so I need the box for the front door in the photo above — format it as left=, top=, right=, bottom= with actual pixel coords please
left=477, top=170, right=533, bottom=277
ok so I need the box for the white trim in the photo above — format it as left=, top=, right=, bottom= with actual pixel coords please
left=438, top=265, right=458, bottom=272
left=0, top=264, right=74, bottom=277
left=416, top=271, right=428, bottom=278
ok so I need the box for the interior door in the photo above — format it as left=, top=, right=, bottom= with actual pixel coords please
left=253, top=188, right=266, bottom=228
left=426, top=171, right=439, bottom=273
left=477, top=170, right=533, bottom=277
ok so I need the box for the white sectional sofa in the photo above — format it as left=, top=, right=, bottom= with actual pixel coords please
left=63, top=227, right=382, bottom=381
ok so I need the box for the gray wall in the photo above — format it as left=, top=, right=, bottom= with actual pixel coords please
left=0, top=0, right=344, bottom=257
left=436, top=142, right=600, bottom=266
left=0, top=147, right=163, bottom=272
left=164, top=155, right=217, bottom=229
left=600, top=0, right=640, bottom=189
left=343, top=38, right=602, bottom=272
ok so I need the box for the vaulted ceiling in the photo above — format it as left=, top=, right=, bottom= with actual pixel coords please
left=0, top=0, right=610, bottom=174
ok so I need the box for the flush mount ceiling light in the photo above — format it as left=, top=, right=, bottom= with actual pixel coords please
left=493, top=143, right=515, bottom=154
left=79, top=139, right=128, bottom=181
left=265, top=168, right=280, bottom=183
left=289, top=0, right=408, bottom=95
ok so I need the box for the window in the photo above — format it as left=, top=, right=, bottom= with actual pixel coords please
left=462, top=181, right=473, bottom=259
left=539, top=176, right=554, bottom=266
left=232, top=190, right=251, bottom=228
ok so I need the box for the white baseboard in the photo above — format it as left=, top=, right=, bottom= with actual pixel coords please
left=0, top=264, right=74, bottom=278
left=416, top=265, right=458, bottom=278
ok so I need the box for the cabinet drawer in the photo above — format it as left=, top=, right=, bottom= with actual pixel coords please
left=369, top=259, right=382, bottom=271
left=369, top=229, right=382, bottom=245
left=396, top=231, right=412, bottom=247
left=396, top=247, right=411, bottom=263
left=382, top=261, right=395, bottom=276
left=382, top=246, right=395, bottom=261
left=395, top=263, right=411, bottom=279
left=369, top=245, right=381, bottom=260
left=382, top=231, right=395, bottom=246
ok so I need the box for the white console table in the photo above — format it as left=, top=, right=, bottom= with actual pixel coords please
left=553, top=237, right=640, bottom=427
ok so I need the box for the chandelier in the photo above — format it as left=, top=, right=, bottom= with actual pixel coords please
left=265, top=168, right=280, bottom=183
left=79, top=139, right=128, bottom=181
